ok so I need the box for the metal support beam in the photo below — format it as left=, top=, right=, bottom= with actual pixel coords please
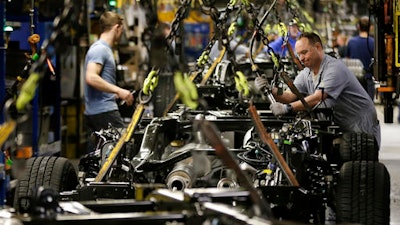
left=0, top=0, right=7, bottom=208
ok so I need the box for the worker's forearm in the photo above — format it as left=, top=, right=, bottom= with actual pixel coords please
left=86, top=73, right=121, bottom=94
left=272, top=88, right=296, bottom=104
left=290, top=92, right=323, bottom=112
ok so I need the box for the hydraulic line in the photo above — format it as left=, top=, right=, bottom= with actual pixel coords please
left=248, top=0, right=278, bottom=104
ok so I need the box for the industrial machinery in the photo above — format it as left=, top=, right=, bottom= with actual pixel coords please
left=1, top=0, right=395, bottom=225
left=11, top=99, right=390, bottom=224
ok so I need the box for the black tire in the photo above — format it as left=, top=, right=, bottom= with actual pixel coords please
left=336, top=161, right=390, bottom=225
left=338, top=132, right=379, bottom=162
left=13, top=156, right=78, bottom=212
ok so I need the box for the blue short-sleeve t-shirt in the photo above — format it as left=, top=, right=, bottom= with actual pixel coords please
left=84, top=40, right=118, bottom=115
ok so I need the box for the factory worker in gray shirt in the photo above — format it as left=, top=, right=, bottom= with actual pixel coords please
left=255, top=32, right=381, bottom=147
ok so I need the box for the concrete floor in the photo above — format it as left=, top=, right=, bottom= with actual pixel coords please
left=377, top=103, right=400, bottom=225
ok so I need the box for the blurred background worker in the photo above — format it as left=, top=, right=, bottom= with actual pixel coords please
left=263, top=19, right=302, bottom=58
left=208, top=38, right=249, bottom=62
left=335, top=33, right=348, bottom=58
left=346, top=16, right=375, bottom=100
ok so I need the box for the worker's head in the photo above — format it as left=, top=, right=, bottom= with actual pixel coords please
left=100, top=11, right=124, bottom=40
left=288, top=19, right=300, bottom=39
left=295, top=32, right=324, bottom=69
left=336, top=33, right=347, bottom=47
left=157, top=22, right=171, bottom=37
left=357, top=16, right=371, bottom=33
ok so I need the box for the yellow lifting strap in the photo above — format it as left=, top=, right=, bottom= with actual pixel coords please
left=95, top=69, right=158, bottom=182
left=0, top=121, right=16, bottom=148
left=163, top=46, right=227, bottom=116
left=174, top=71, right=199, bottom=110
left=197, top=50, right=210, bottom=67
left=270, top=51, right=280, bottom=69
left=94, top=101, right=145, bottom=182
left=200, top=47, right=226, bottom=85
left=278, top=22, right=287, bottom=37
left=228, top=22, right=237, bottom=36
left=234, top=71, right=250, bottom=97
left=241, top=0, right=249, bottom=6
left=142, top=69, right=159, bottom=96
left=16, top=72, right=40, bottom=111
left=163, top=70, right=200, bottom=116
left=228, top=0, right=237, bottom=7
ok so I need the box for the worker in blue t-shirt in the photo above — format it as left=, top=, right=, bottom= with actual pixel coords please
left=84, top=11, right=135, bottom=151
left=346, top=16, right=375, bottom=100
left=263, top=19, right=301, bottom=58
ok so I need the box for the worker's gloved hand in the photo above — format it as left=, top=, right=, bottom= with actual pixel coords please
left=270, top=102, right=290, bottom=116
left=254, top=76, right=268, bottom=92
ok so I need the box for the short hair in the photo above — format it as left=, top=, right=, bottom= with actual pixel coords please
left=298, top=32, right=323, bottom=46
left=358, top=16, right=371, bottom=32
left=157, top=22, right=171, bottom=32
left=100, top=11, right=123, bottom=31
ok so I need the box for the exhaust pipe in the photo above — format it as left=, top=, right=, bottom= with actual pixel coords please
left=217, top=177, right=238, bottom=189
left=166, top=163, right=194, bottom=191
